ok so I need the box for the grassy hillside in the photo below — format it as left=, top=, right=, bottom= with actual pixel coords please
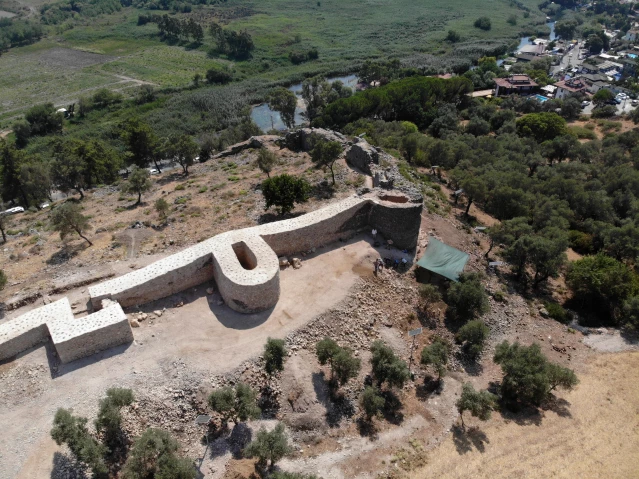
left=0, top=0, right=546, bottom=123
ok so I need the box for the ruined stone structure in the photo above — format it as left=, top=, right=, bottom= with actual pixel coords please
left=0, top=297, right=132, bottom=363
left=89, top=194, right=421, bottom=313
left=0, top=131, right=423, bottom=365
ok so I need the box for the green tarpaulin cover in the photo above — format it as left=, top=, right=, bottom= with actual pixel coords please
left=416, top=238, right=469, bottom=282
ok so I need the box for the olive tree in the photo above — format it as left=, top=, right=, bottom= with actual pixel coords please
left=446, top=272, right=489, bottom=321
left=262, top=174, right=310, bottom=215
left=257, top=148, right=277, bottom=178
left=370, top=340, right=410, bottom=389
left=122, top=428, right=195, bottom=479
left=316, top=337, right=361, bottom=387
left=208, top=383, right=261, bottom=427
left=50, top=202, right=93, bottom=246
left=360, top=386, right=385, bottom=420
left=244, top=422, right=291, bottom=471
left=456, top=383, right=496, bottom=428
left=420, top=337, right=449, bottom=380
left=456, top=320, right=489, bottom=359
left=493, top=341, right=578, bottom=408
left=122, top=166, right=152, bottom=205
left=264, top=337, right=287, bottom=376
left=311, top=139, right=342, bottom=185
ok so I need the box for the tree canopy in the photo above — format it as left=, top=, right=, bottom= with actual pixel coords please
left=50, top=202, right=93, bottom=246
left=244, top=423, right=291, bottom=470
left=493, top=341, right=578, bottom=407
left=370, top=340, right=410, bottom=389
left=264, top=337, right=287, bottom=376
left=262, top=174, right=311, bottom=215
left=420, top=337, right=450, bottom=380
left=516, top=112, right=567, bottom=143
left=446, top=272, right=489, bottom=321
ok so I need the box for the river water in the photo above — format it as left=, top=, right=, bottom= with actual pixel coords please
left=516, top=21, right=556, bottom=52
left=250, top=74, right=358, bottom=132
left=251, top=22, right=556, bottom=131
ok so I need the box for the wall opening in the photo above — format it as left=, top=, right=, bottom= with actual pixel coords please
left=232, top=242, right=258, bottom=270
left=378, top=193, right=408, bottom=204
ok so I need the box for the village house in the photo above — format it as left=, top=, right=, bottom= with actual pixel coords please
left=554, top=77, right=589, bottom=99
left=493, top=74, right=538, bottom=96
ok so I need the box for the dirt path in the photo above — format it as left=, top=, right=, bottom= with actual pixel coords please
left=2, top=237, right=377, bottom=478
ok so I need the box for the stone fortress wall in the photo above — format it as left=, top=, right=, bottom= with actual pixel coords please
left=0, top=131, right=422, bottom=365
left=0, top=297, right=132, bottom=363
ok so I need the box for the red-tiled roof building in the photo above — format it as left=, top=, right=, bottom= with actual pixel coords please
left=494, top=75, right=538, bottom=96
left=554, top=77, right=589, bottom=99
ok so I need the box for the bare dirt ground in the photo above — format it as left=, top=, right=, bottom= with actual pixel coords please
left=410, top=351, right=639, bottom=479
left=39, top=48, right=116, bottom=69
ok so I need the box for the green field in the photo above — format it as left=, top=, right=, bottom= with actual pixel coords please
left=0, top=0, right=546, bottom=124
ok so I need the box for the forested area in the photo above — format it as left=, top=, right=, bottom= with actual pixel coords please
left=314, top=70, right=639, bottom=331
left=0, top=18, right=43, bottom=51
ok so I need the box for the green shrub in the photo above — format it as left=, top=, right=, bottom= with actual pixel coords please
left=567, top=126, right=596, bottom=140
left=446, top=272, right=490, bottom=321
left=262, top=174, right=311, bottom=215
left=175, top=184, right=186, bottom=191
left=360, top=386, right=385, bottom=420
left=456, top=320, right=489, bottom=358
left=568, top=230, right=593, bottom=255
left=474, top=17, right=492, bottom=30
left=544, top=302, right=572, bottom=324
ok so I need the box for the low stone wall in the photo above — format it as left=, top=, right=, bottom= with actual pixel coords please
left=50, top=301, right=133, bottom=364
left=0, top=298, right=71, bottom=361
left=258, top=196, right=371, bottom=256
left=1, top=160, right=423, bottom=364
left=0, top=298, right=133, bottom=364
left=89, top=245, right=214, bottom=309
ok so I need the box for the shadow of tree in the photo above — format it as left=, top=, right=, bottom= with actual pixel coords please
left=311, top=372, right=355, bottom=427
left=499, top=405, right=543, bottom=426
left=51, top=451, right=87, bottom=479
left=356, top=416, right=380, bottom=440
left=381, top=390, right=404, bottom=425
left=228, top=422, right=253, bottom=459
left=541, top=396, right=572, bottom=418
left=452, top=424, right=489, bottom=454
left=46, top=244, right=84, bottom=265
left=460, top=356, right=484, bottom=377
left=416, top=375, right=442, bottom=401
left=259, top=385, right=281, bottom=418
left=206, top=422, right=253, bottom=461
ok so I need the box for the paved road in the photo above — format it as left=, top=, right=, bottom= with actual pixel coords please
left=552, top=42, right=583, bottom=75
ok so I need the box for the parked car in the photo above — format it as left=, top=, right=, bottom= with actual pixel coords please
left=2, top=206, right=24, bottom=216
left=581, top=100, right=591, bottom=107
left=632, top=99, right=639, bottom=106
left=149, top=168, right=159, bottom=175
